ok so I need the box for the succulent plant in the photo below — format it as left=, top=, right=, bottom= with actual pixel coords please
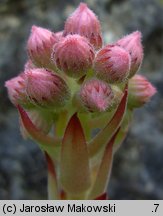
left=5, top=2, right=156, bottom=200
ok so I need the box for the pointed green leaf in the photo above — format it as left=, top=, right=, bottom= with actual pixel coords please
left=88, top=128, right=120, bottom=199
left=60, top=113, right=91, bottom=195
left=88, top=85, right=128, bottom=158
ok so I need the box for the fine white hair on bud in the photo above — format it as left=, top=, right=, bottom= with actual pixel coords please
left=5, top=73, right=32, bottom=108
left=63, top=3, right=102, bottom=49
left=25, top=68, right=70, bottom=109
left=52, top=34, right=95, bottom=78
left=94, top=45, right=131, bottom=84
left=79, top=79, right=114, bottom=112
left=128, top=74, right=157, bottom=108
left=116, top=31, right=144, bottom=78
left=27, top=25, right=58, bottom=70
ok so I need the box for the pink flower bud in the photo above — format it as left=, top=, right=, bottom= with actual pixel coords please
left=52, top=34, right=95, bottom=78
left=5, top=73, right=32, bottom=107
left=94, top=45, right=131, bottom=83
left=128, top=74, right=156, bottom=108
left=116, top=31, right=143, bottom=78
left=79, top=79, right=114, bottom=112
left=63, top=3, right=102, bottom=49
left=27, top=25, right=58, bottom=70
left=25, top=68, right=70, bottom=109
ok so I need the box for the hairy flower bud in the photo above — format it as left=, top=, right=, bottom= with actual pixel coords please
left=116, top=31, right=143, bottom=78
left=94, top=45, right=131, bottom=83
left=27, top=25, right=58, bottom=70
left=128, top=74, right=156, bottom=108
left=52, top=34, right=95, bottom=78
left=79, top=79, right=114, bottom=112
left=63, top=3, right=102, bottom=49
left=25, top=68, right=70, bottom=109
left=5, top=73, right=32, bottom=108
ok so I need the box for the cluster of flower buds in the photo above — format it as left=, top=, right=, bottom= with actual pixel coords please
left=5, top=2, right=155, bottom=115
left=5, top=2, right=156, bottom=200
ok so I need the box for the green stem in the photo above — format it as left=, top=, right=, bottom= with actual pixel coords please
left=55, top=110, right=69, bottom=137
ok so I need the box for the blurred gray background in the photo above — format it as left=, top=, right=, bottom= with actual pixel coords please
left=0, top=0, right=163, bottom=199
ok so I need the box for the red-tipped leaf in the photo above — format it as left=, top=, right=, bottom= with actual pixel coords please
left=88, top=128, right=120, bottom=199
left=113, top=109, right=132, bottom=153
left=60, top=113, right=91, bottom=194
left=88, top=85, right=128, bottom=158
left=17, top=105, right=60, bottom=147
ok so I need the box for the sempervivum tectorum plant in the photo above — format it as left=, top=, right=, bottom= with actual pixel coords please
left=5, top=2, right=156, bottom=200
